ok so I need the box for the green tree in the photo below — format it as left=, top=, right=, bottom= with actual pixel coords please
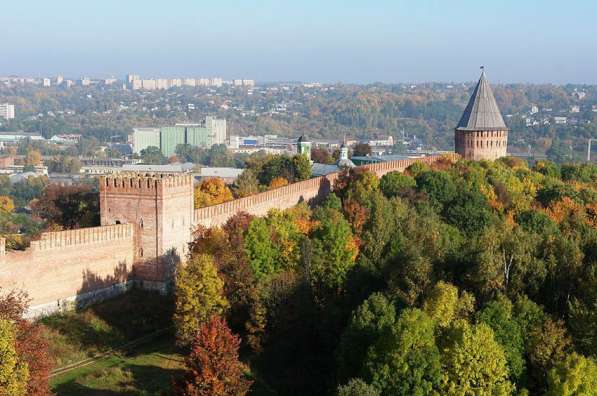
left=545, top=353, right=597, bottom=396
left=0, top=319, right=29, bottom=396
left=174, top=254, right=229, bottom=345
left=233, top=169, right=260, bottom=198
left=515, top=210, right=559, bottom=236
left=568, top=296, right=597, bottom=357
left=359, top=192, right=396, bottom=265
left=477, top=296, right=526, bottom=384
left=337, top=378, right=380, bottom=396
left=533, top=160, right=560, bottom=179
left=470, top=224, right=541, bottom=297
left=443, top=187, right=493, bottom=235
left=512, top=295, right=545, bottom=337
left=441, top=321, right=514, bottom=395
left=379, top=172, right=416, bottom=198
left=423, top=281, right=475, bottom=327
left=244, top=218, right=279, bottom=279
left=140, top=146, right=166, bottom=165
left=364, top=309, right=442, bottom=395
left=336, top=293, right=397, bottom=383
left=309, top=207, right=358, bottom=292
left=292, top=154, right=312, bottom=181
left=415, top=170, right=457, bottom=211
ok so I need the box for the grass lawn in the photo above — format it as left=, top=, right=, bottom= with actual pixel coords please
left=50, top=336, right=185, bottom=396
left=40, top=289, right=182, bottom=395
left=40, top=289, right=275, bottom=395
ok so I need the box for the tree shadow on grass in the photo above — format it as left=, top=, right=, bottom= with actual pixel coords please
left=52, top=359, right=184, bottom=396
left=41, top=289, right=175, bottom=357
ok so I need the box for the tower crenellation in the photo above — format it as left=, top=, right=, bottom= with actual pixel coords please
left=99, top=173, right=194, bottom=263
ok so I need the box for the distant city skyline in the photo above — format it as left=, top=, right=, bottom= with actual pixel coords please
left=1, top=0, right=596, bottom=84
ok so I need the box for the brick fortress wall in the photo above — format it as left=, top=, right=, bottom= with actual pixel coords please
left=0, top=224, right=135, bottom=317
left=194, top=153, right=459, bottom=227
left=0, top=153, right=457, bottom=316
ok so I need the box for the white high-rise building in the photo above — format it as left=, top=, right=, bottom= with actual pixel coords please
left=141, top=79, right=157, bottom=90
left=42, top=78, right=51, bottom=87
left=131, top=80, right=143, bottom=90
left=205, top=116, right=227, bottom=145
left=156, top=79, right=169, bottom=90
left=183, top=78, right=196, bottom=87
left=55, top=75, right=64, bottom=85
left=0, top=104, right=15, bottom=120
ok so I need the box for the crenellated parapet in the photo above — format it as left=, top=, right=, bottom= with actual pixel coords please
left=100, top=173, right=193, bottom=196
left=30, top=224, right=134, bottom=252
left=194, top=153, right=459, bottom=227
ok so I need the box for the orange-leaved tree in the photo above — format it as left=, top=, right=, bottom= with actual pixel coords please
left=173, top=315, right=252, bottom=396
left=0, top=195, right=15, bottom=213
left=194, top=178, right=234, bottom=208
left=268, top=176, right=288, bottom=189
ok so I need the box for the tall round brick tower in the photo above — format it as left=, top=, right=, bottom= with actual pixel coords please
left=455, top=68, right=508, bottom=161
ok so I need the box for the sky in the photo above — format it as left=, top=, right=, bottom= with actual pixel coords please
left=1, top=0, right=596, bottom=84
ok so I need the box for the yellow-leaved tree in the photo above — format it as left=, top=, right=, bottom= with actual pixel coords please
left=194, top=178, right=233, bottom=208
left=0, top=319, right=29, bottom=396
left=0, top=196, right=15, bottom=213
left=174, top=254, right=229, bottom=346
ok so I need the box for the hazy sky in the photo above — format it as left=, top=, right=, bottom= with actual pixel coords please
left=1, top=0, right=596, bottom=83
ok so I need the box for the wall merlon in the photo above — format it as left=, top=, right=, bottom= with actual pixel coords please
left=28, top=224, right=134, bottom=253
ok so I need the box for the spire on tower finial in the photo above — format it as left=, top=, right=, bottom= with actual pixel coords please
left=480, top=65, right=485, bottom=74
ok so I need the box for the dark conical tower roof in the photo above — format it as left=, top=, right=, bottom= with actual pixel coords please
left=456, top=69, right=507, bottom=131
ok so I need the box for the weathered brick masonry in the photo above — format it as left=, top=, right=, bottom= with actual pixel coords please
left=0, top=154, right=457, bottom=316
left=0, top=224, right=135, bottom=317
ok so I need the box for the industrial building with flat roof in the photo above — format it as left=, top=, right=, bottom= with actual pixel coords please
left=131, top=117, right=227, bottom=156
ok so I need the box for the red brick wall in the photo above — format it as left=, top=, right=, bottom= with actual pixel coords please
left=0, top=224, right=135, bottom=316
left=455, top=130, right=508, bottom=161
left=194, top=154, right=459, bottom=228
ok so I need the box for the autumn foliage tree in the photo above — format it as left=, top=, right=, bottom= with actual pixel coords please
left=174, top=315, right=252, bottom=396
left=268, top=176, right=289, bottom=189
left=194, top=178, right=234, bottom=208
left=0, top=319, right=29, bottom=396
left=0, top=196, right=15, bottom=213
left=174, top=254, right=229, bottom=346
left=0, top=289, right=52, bottom=396
left=30, top=183, right=99, bottom=229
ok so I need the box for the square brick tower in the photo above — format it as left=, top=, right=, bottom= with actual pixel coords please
left=99, top=173, right=194, bottom=263
left=455, top=68, right=508, bottom=161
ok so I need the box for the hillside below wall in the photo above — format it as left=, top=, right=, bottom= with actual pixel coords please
left=0, top=224, right=135, bottom=317
left=194, top=153, right=458, bottom=228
